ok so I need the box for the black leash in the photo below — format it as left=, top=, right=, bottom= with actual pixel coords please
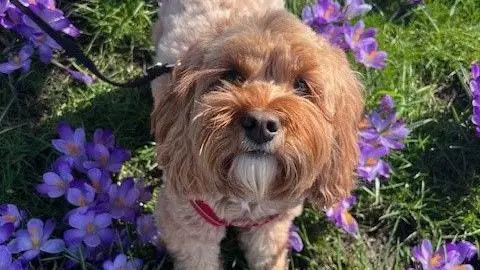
left=10, top=0, right=177, bottom=88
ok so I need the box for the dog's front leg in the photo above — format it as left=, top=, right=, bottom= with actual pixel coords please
left=238, top=205, right=303, bottom=270
left=155, top=192, right=226, bottom=270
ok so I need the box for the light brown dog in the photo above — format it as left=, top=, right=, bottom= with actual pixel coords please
left=151, top=0, right=364, bottom=269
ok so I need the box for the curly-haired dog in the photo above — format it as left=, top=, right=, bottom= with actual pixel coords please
left=151, top=0, right=364, bottom=269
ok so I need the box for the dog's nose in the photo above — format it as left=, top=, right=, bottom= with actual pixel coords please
left=240, top=112, right=280, bottom=144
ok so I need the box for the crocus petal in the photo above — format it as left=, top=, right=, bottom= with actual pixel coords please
left=63, top=229, right=85, bottom=244
left=27, top=219, right=44, bottom=240
left=472, top=63, right=480, bottom=79
left=0, top=223, right=14, bottom=243
left=125, top=188, right=140, bottom=206
left=83, top=234, right=100, bottom=248
left=412, top=239, right=433, bottom=265
left=340, top=211, right=359, bottom=235
left=288, top=230, right=303, bottom=252
left=0, top=245, right=12, bottom=267
left=113, top=254, right=128, bottom=268
left=36, top=184, right=64, bottom=198
left=97, top=228, right=114, bottom=245
left=103, top=261, right=114, bottom=270
left=38, top=44, right=53, bottom=63
left=67, top=188, right=84, bottom=207
left=20, top=249, right=40, bottom=261
left=68, top=213, right=90, bottom=230
left=127, top=258, right=143, bottom=269
left=68, top=69, right=94, bottom=85
left=0, top=62, right=20, bottom=74
left=93, top=213, right=111, bottom=229
left=43, top=172, right=63, bottom=185
left=40, top=239, right=65, bottom=253
left=56, top=122, right=73, bottom=139
left=7, top=235, right=32, bottom=253
left=63, top=24, right=80, bottom=37
left=42, top=219, right=55, bottom=241
left=72, top=128, right=86, bottom=146
left=51, top=139, right=69, bottom=154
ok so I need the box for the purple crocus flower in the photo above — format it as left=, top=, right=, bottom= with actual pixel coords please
left=326, top=196, right=359, bottom=236
left=31, top=32, right=62, bottom=63
left=136, top=215, right=159, bottom=244
left=66, top=182, right=96, bottom=208
left=87, top=168, right=112, bottom=194
left=0, top=223, right=14, bottom=244
left=21, top=6, right=68, bottom=63
left=0, top=45, right=33, bottom=74
left=22, top=5, right=69, bottom=32
left=0, top=0, right=8, bottom=14
left=52, top=122, right=86, bottom=161
left=343, top=0, right=372, bottom=19
left=136, top=179, right=153, bottom=204
left=354, top=39, right=387, bottom=69
left=84, top=144, right=131, bottom=173
left=37, top=161, right=73, bottom=198
left=380, top=95, right=395, bottom=113
left=368, top=111, right=409, bottom=150
left=108, top=178, right=140, bottom=222
left=62, top=23, right=80, bottom=37
left=38, top=0, right=55, bottom=9
left=411, top=239, right=477, bottom=269
left=0, top=245, right=23, bottom=270
left=8, top=218, right=65, bottom=261
left=356, top=143, right=391, bottom=182
left=66, top=68, right=94, bottom=85
left=343, top=21, right=376, bottom=50
left=64, top=211, right=113, bottom=248
left=316, top=24, right=346, bottom=48
left=93, top=128, right=115, bottom=149
left=302, top=0, right=343, bottom=26
left=445, top=241, right=477, bottom=265
left=470, top=63, right=480, bottom=137
left=359, top=95, right=409, bottom=151
left=288, top=225, right=303, bottom=252
left=0, top=204, right=22, bottom=228
left=103, top=254, right=143, bottom=270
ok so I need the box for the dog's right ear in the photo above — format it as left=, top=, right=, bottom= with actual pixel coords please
left=150, top=45, right=204, bottom=146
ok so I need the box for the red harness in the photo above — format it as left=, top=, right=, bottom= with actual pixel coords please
left=189, top=200, right=279, bottom=229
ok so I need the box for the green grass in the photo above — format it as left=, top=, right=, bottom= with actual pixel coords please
left=1, top=0, right=480, bottom=269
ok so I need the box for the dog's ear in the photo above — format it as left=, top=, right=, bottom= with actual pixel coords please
left=309, top=45, right=364, bottom=209
left=150, top=45, right=208, bottom=196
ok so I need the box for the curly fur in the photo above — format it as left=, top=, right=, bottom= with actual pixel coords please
left=151, top=0, right=364, bottom=269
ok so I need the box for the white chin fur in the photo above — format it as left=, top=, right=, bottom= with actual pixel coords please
left=231, top=153, right=277, bottom=200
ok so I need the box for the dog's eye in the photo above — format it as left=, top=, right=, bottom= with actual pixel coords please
left=293, top=78, right=309, bottom=95
left=222, top=69, right=245, bottom=84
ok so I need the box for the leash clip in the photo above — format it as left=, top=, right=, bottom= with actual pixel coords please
left=145, top=61, right=182, bottom=75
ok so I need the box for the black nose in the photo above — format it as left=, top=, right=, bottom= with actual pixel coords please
left=240, top=112, right=281, bottom=144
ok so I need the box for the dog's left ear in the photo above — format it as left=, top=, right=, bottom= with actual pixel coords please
left=309, top=45, right=364, bottom=209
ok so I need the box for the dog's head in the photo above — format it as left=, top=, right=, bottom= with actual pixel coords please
left=152, top=11, right=363, bottom=208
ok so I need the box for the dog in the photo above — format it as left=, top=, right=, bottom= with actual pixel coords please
left=150, top=0, right=364, bottom=269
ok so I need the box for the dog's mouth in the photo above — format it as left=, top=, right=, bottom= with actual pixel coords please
left=227, top=151, right=278, bottom=199
left=221, top=151, right=274, bottom=171
left=244, top=150, right=272, bottom=157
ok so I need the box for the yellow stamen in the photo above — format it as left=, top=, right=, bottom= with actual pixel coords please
left=366, top=157, right=378, bottom=166
left=86, top=223, right=96, bottom=234
left=325, top=5, right=334, bottom=19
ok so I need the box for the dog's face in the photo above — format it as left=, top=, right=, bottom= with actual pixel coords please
left=152, top=11, right=363, bottom=208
